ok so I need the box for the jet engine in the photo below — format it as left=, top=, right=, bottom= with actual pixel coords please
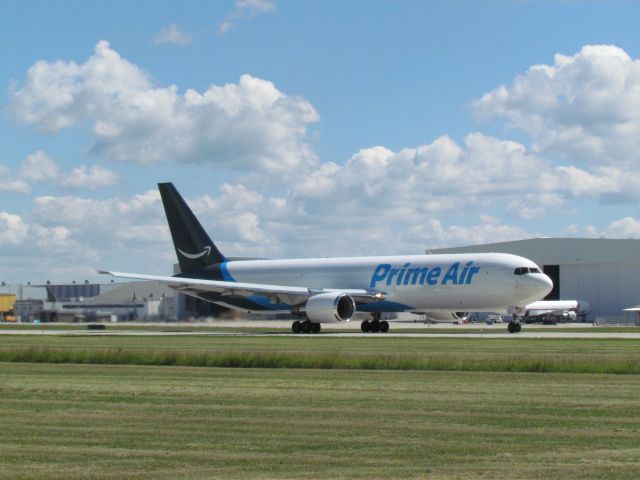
left=304, top=292, right=356, bottom=323
left=424, top=311, right=469, bottom=322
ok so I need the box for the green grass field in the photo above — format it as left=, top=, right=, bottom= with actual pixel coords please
left=1, top=363, right=639, bottom=479
left=2, top=335, right=640, bottom=374
left=1, top=334, right=640, bottom=479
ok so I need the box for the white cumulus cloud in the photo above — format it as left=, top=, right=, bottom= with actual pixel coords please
left=58, top=165, right=120, bottom=190
left=1, top=151, right=119, bottom=193
left=0, top=179, right=30, bottom=194
left=7, top=43, right=640, bottom=282
left=237, top=0, right=275, bottom=12
left=153, top=23, right=192, bottom=46
left=473, top=45, right=640, bottom=166
left=9, top=41, right=317, bottom=172
left=0, top=211, right=79, bottom=261
left=218, top=0, right=275, bottom=35
left=290, top=133, right=610, bottom=221
left=0, top=212, right=29, bottom=245
left=603, top=217, right=640, bottom=238
left=19, top=150, right=59, bottom=182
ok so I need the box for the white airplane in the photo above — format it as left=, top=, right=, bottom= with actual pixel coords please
left=100, top=183, right=553, bottom=334
left=522, top=300, right=592, bottom=323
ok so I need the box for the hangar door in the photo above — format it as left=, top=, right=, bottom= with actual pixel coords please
left=543, top=265, right=560, bottom=300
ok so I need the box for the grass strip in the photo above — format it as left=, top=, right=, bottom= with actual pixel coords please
left=1, top=346, right=639, bottom=374
left=3, top=363, right=640, bottom=479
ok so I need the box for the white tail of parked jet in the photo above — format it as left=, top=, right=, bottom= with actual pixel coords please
left=100, top=183, right=553, bottom=333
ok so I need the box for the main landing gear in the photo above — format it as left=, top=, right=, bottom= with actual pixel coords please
left=291, top=320, right=321, bottom=334
left=507, top=321, right=522, bottom=333
left=360, top=313, right=389, bottom=333
left=360, top=320, right=389, bottom=333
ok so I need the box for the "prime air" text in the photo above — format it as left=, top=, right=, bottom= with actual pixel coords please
left=370, top=261, right=481, bottom=288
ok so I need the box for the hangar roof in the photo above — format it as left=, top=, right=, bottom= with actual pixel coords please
left=428, top=238, right=640, bottom=265
left=85, top=281, right=173, bottom=305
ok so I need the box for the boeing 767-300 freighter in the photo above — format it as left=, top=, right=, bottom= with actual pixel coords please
left=100, top=183, right=553, bottom=333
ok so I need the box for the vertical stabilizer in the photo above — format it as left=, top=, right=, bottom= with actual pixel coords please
left=45, top=286, right=58, bottom=302
left=158, top=182, right=227, bottom=273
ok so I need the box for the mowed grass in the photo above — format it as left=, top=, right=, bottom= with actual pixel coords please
left=1, top=362, right=639, bottom=479
left=1, top=335, right=640, bottom=374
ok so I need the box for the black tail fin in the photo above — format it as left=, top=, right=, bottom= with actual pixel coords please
left=158, top=182, right=227, bottom=273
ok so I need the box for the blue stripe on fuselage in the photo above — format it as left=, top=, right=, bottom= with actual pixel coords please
left=220, top=262, right=235, bottom=282
left=219, top=296, right=414, bottom=313
left=216, top=265, right=289, bottom=311
left=247, top=294, right=291, bottom=310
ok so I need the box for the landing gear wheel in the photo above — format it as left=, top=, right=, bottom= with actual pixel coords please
left=301, top=321, right=312, bottom=333
left=507, top=322, right=516, bottom=333
left=361, top=320, right=371, bottom=333
left=380, top=320, right=389, bottom=333
left=370, top=320, right=381, bottom=333
left=311, top=322, right=321, bottom=334
left=292, top=320, right=301, bottom=334
left=515, top=323, right=522, bottom=333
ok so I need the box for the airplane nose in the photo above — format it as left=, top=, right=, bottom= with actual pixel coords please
left=538, top=273, right=554, bottom=298
left=516, top=272, right=554, bottom=304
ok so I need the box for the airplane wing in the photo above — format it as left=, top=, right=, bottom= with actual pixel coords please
left=98, top=270, right=383, bottom=306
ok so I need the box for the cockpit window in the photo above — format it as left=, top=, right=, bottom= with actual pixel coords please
left=514, top=267, right=541, bottom=275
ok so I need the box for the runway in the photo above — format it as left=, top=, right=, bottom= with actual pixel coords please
left=3, top=331, right=640, bottom=338
left=2, top=321, right=640, bottom=339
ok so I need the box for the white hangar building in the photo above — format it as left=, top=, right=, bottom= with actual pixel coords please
left=429, top=238, right=640, bottom=322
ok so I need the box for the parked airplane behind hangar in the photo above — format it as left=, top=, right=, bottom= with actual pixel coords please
left=523, top=300, right=592, bottom=323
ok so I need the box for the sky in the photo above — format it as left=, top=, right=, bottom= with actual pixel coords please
left=1, top=0, right=640, bottom=285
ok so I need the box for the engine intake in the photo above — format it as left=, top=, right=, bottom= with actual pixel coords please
left=305, top=292, right=356, bottom=323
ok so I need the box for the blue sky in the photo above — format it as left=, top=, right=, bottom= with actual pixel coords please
left=2, top=0, right=640, bottom=284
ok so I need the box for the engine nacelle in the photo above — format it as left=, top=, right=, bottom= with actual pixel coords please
left=424, top=311, right=469, bottom=322
left=305, top=292, right=356, bottom=323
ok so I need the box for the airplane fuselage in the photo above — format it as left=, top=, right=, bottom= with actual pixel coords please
left=205, top=252, right=552, bottom=316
